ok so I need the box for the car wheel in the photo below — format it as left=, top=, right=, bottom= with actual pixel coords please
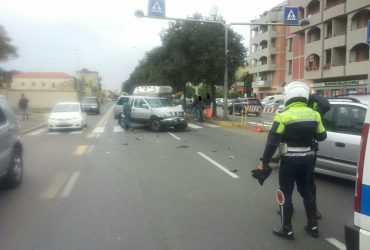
left=119, top=117, right=125, bottom=128
left=3, top=148, right=23, bottom=189
left=150, top=119, right=162, bottom=131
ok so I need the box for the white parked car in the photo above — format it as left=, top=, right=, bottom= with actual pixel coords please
left=48, top=102, right=87, bottom=131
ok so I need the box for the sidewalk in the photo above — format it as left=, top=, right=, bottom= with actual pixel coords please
left=18, top=113, right=48, bottom=134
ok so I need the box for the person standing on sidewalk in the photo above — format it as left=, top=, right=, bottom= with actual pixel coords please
left=122, top=98, right=133, bottom=131
left=197, top=96, right=204, bottom=123
left=204, top=94, right=212, bottom=119
left=18, top=93, right=29, bottom=121
left=255, top=81, right=327, bottom=240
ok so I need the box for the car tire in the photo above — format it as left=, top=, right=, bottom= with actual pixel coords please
left=150, top=118, right=162, bottom=131
left=119, top=117, right=125, bottom=128
left=3, top=147, right=23, bottom=189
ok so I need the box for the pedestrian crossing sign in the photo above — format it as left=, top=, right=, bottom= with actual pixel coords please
left=148, top=0, right=166, bottom=17
left=283, top=6, right=299, bottom=25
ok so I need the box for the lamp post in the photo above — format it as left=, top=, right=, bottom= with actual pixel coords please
left=134, top=10, right=310, bottom=120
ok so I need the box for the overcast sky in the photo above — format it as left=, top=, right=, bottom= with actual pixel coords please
left=0, top=0, right=284, bottom=91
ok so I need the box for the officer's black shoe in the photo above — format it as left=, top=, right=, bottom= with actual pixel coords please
left=273, top=227, right=295, bottom=240
left=305, top=225, right=319, bottom=238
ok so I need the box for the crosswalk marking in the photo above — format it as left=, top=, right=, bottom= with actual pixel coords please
left=188, top=123, right=203, bottom=129
left=70, top=131, right=83, bottom=134
left=92, top=127, right=105, bottom=133
left=113, top=126, right=124, bottom=133
left=26, top=128, right=48, bottom=136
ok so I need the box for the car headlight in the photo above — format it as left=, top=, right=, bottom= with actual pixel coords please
left=164, top=112, right=173, bottom=117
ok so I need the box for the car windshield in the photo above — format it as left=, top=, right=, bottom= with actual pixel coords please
left=52, top=104, right=80, bottom=112
left=146, top=98, right=170, bottom=108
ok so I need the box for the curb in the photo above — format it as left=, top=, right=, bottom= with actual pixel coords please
left=21, top=123, right=47, bottom=135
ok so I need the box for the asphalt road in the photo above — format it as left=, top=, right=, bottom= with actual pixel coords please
left=0, top=102, right=354, bottom=250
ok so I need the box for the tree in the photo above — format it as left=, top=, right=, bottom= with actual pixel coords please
left=0, top=25, right=18, bottom=62
left=122, top=10, right=246, bottom=116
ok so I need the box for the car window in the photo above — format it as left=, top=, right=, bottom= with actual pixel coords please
left=0, top=107, right=7, bottom=126
left=322, top=106, right=335, bottom=131
left=147, top=98, right=170, bottom=108
left=134, top=99, right=147, bottom=108
left=334, top=105, right=366, bottom=135
left=117, top=97, right=127, bottom=105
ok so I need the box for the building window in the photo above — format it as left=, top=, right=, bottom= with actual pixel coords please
left=307, top=0, right=320, bottom=16
left=331, top=89, right=340, bottom=97
left=288, top=38, right=293, bottom=52
left=306, top=54, right=320, bottom=70
left=260, top=40, right=268, bottom=49
left=288, top=60, right=292, bottom=75
left=259, top=56, right=267, bottom=65
left=350, top=43, right=369, bottom=63
left=307, top=27, right=321, bottom=43
left=52, top=83, right=55, bottom=88
left=42, top=82, right=45, bottom=87
left=324, top=49, right=332, bottom=69
left=325, top=21, right=332, bottom=39
left=32, top=82, right=36, bottom=87
left=351, top=9, right=370, bottom=30
left=21, top=82, right=25, bottom=87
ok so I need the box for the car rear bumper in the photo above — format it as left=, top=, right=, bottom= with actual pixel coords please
left=345, top=217, right=370, bottom=250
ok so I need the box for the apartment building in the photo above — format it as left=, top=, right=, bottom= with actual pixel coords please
left=249, top=1, right=288, bottom=99
left=12, top=72, right=75, bottom=91
left=286, top=0, right=370, bottom=97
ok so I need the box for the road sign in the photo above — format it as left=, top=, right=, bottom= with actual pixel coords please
left=148, top=0, right=166, bottom=17
left=276, top=189, right=285, bottom=206
left=368, top=20, right=370, bottom=45
left=284, top=6, right=299, bottom=25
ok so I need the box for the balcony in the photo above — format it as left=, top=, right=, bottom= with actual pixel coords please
left=305, top=40, right=323, bottom=57
left=305, top=67, right=322, bottom=80
left=323, top=65, right=345, bottom=78
left=347, top=27, right=368, bottom=49
left=324, top=2, right=345, bottom=21
left=346, top=61, right=368, bottom=76
left=249, top=63, right=276, bottom=74
left=324, top=34, right=346, bottom=49
left=252, top=80, right=272, bottom=88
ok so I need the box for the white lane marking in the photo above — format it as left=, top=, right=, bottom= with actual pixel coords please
left=60, top=171, right=80, bottom=198
left=48, top=132, right=60, bottom=135
left=197, top=152, right=239, bottom=179
left=26, top=128, right=48, bottom=136
left=113, top=126, right=124, bottom=133
left=96, top=134, right=101, bottom=138
left=93, top=127, right=105, bottom=133
left=86, top=145, right=95, bottom=155
left=326, top=238, right=346, bottom=250
left=188, top=123, right=203, bottom=129
left=87, top=133, right=95, bottom=138
left=70, top=131, right=83, bottom=134
left=168, top=132, right=181, bottom=141
left=203, top=123, right=220, bottom=128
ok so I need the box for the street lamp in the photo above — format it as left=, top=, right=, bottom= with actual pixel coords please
left=134, top=10, right=310, bottom=120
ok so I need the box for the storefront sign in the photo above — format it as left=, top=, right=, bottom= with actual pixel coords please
left=312, top=80, right=368, bottom=88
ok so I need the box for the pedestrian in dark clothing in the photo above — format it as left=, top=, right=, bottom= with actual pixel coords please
left=122, top=99, right=133, bottom=131
left=18, top=94, right=29, bottom=120
left=197, top=96, right=204, bottom=123
left=192, top=95, right=198, bottom=120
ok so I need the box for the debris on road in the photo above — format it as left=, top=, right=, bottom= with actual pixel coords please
left=177, top=145, right=189, bottom=149
left=229, top=155, right=234, bottom=159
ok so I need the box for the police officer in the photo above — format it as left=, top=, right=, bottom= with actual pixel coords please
left=258, top=81, right=327, bottom=240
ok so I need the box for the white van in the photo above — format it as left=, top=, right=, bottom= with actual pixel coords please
left=345, top=97, right=370, bottom=250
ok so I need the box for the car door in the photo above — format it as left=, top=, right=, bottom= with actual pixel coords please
left=318, top=104, right=365, bottom=176
left=131, top=98, right=151, bottom=122
left=0, top=105, right=11, bottom=173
